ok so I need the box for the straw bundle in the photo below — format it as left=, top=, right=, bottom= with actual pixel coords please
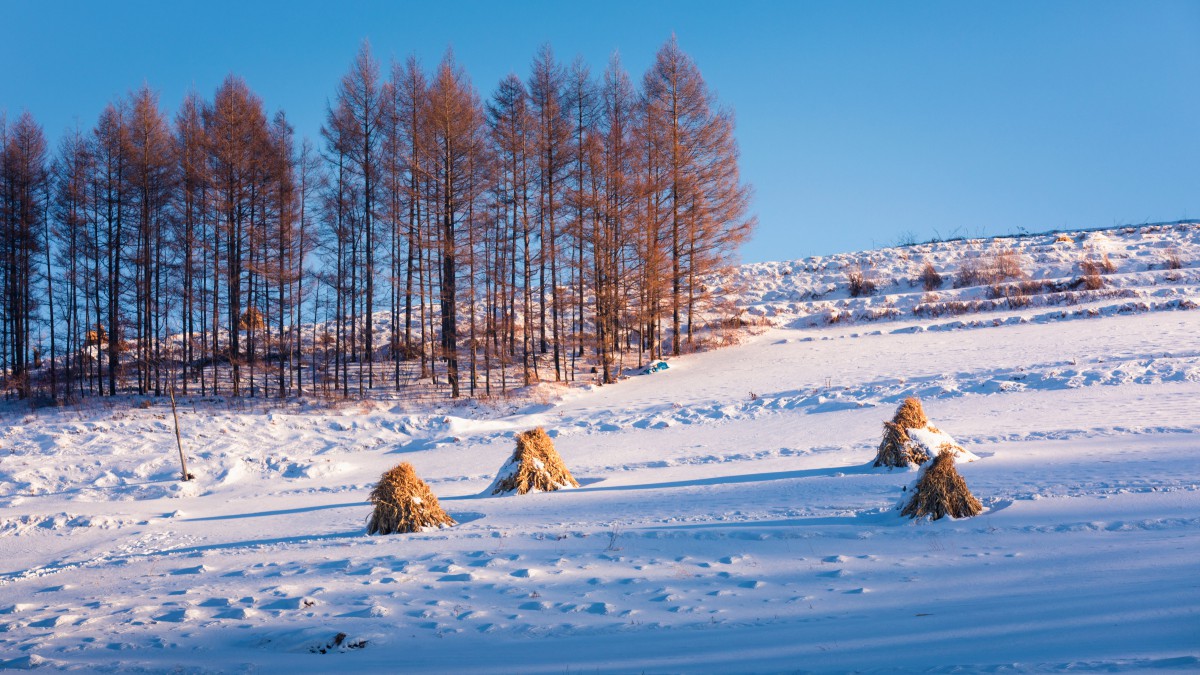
left=490, top=427, right=579, bottom=495
left=367, top=462, right=456, bottom=534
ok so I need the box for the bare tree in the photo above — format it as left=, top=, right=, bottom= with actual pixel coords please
left=1, top=112, right=50, bottom=398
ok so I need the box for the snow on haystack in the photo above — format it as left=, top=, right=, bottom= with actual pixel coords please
left=873, top=397, right=978, bottom=469
left=488, top=427, right=580, bottom=495
left=900, top=452, right=984, bottom=520
left=366, top=462, right=455, bottom=534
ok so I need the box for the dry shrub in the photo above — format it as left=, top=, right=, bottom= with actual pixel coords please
left=1079, top=273, right=1105, bottom=291
left=913, top=299, right=979, bottom=318
left=1164, top=247, right=1183, bottom=270
left=84, top=324, right=108, bottom=347
left=874, top=397, right=931, bottom=468
left=490, top=427, right=580, bottom=495
left=846, top=266, right=877, bottom=297
left=239, top=307, right=265, bottom=331
left=1054, top=233, right=1074, bottom=244
left=1006, top=294, right=1031, bottom=309
left=862, top=307, right=902, bottom=321
left=367, top=462, right=456, bottom=534
left=984, top=249, right=1025, bottom=284
left=918, top=262, right=943, bottom=291
left=954, top=257, right=984, bottom=288
left=389, top=339, right=423, bottom=361
left=1101, top=253, right=1117, bottom=273
left=986, top=284, right=1012, bottom=300
left=1080, top=255, right=1116, bottom=277
left=900, top=452, right=983, bottom=520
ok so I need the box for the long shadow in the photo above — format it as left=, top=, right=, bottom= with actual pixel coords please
left=9, top=477, right=175, bottom=499
left=148, top=530, right=364, bottom=557
left=442, top=476, right=607, bottom=501
left=637, top=510, right=897, bottom=532
left=569, top=462, right=879, bottom=494
left=0, top=530, right=365, bottom=582
left=183, top=502, right=366, bottom=522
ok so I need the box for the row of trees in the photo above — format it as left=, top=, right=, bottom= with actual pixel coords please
left=0, top=37, right=753, bottom=402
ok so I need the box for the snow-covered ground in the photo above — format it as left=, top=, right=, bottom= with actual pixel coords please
left=2, top=224, right=1199, bottom=673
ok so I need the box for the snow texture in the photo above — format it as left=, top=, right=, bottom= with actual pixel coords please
left=0, top=222, right=1198, bottom=672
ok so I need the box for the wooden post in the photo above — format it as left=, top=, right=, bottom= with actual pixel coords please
left=168, top=380, right=192, bottom=481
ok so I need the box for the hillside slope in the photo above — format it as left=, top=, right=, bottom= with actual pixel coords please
left=1, top=224, right=1197, bottom=673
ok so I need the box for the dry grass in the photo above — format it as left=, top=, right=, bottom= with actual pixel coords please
left=953, top=256, right=984, bottom=288
left=846, top=266, right=877, bottom=297
left=918, top=262, right=943, bottom=292
left=873, top=397, right=931, bottom=468
left=366, top=462, right=456, bottom=535
left=491, top=427, right=580, bottom=495
left=1164, top=247, right=1183, bottom=270
left=1079, top=273, right=1105, bottom=291
left=1080, top=254, right=1116, bottom=277
left=900, top=452, right=983, bottom=520
left=985, top=248, right=1026, bottom=283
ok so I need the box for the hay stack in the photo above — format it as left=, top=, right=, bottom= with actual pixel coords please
left=874, top=397, right=977, bottom=468
left=489, top=427, right=580, bottom=495
left=366, top=462, right=456, bottom=535
left=900, top=452, right=983, bottom=520
left=874, top=397, right=932, bottom=468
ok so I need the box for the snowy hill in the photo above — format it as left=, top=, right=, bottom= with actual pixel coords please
left=722, top=220, right=1200, bottom=327
left=1, top=223, right=1198, bottom=672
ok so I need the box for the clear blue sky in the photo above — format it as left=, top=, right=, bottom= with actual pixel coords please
left=2, top=0, right=1197, bottom=263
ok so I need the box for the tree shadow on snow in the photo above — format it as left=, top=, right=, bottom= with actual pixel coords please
left=443, top=476, right=607, bottom=501
left=571, top=463, right=877, bottom=494
left=11, top=477, right=176, bottom=499
left=183, top=502, right=366, bottom=522
left=641, top=508, right=900, bottom=532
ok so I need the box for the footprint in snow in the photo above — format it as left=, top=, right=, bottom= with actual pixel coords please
left=152, top=609, right=200, bottom=623
left=28, top=614, right=80, bottom=628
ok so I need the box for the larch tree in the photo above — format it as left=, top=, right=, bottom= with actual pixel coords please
left=334, top=41, right=384, bottom=389
left=529, top=44, right=571, bottom=380
left=0, top=112, right=50, bottom=399
left=8, top=37, right=753, bottom=403
left=487, top=72, right=534, bottom=384
left=562, top=55, right=597, bottom=375
left=51, top=125, right=94, bottom=399
left=205, top=75, right=270, bottom=396
left=642, top=35, right=753, bottom=355
left=427, top=51, right=487, bottom=398
left=92, top=101, right=130, bottom=396
left=389, top=56, right=430, bottom=376
left=595, top=54, right=639, bottom=383
left=174, top=91, right=208, bottom=394
left=126, top=85, right=176, bottom=395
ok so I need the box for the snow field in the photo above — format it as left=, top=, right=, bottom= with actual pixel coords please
left=1, top=225, right=1199, bottom=671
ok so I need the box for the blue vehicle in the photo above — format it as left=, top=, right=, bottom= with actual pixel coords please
left=644, top=360, right=670, bottom=374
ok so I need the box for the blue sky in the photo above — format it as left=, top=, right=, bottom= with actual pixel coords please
left=2, top=0, right=1197, bottom=263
